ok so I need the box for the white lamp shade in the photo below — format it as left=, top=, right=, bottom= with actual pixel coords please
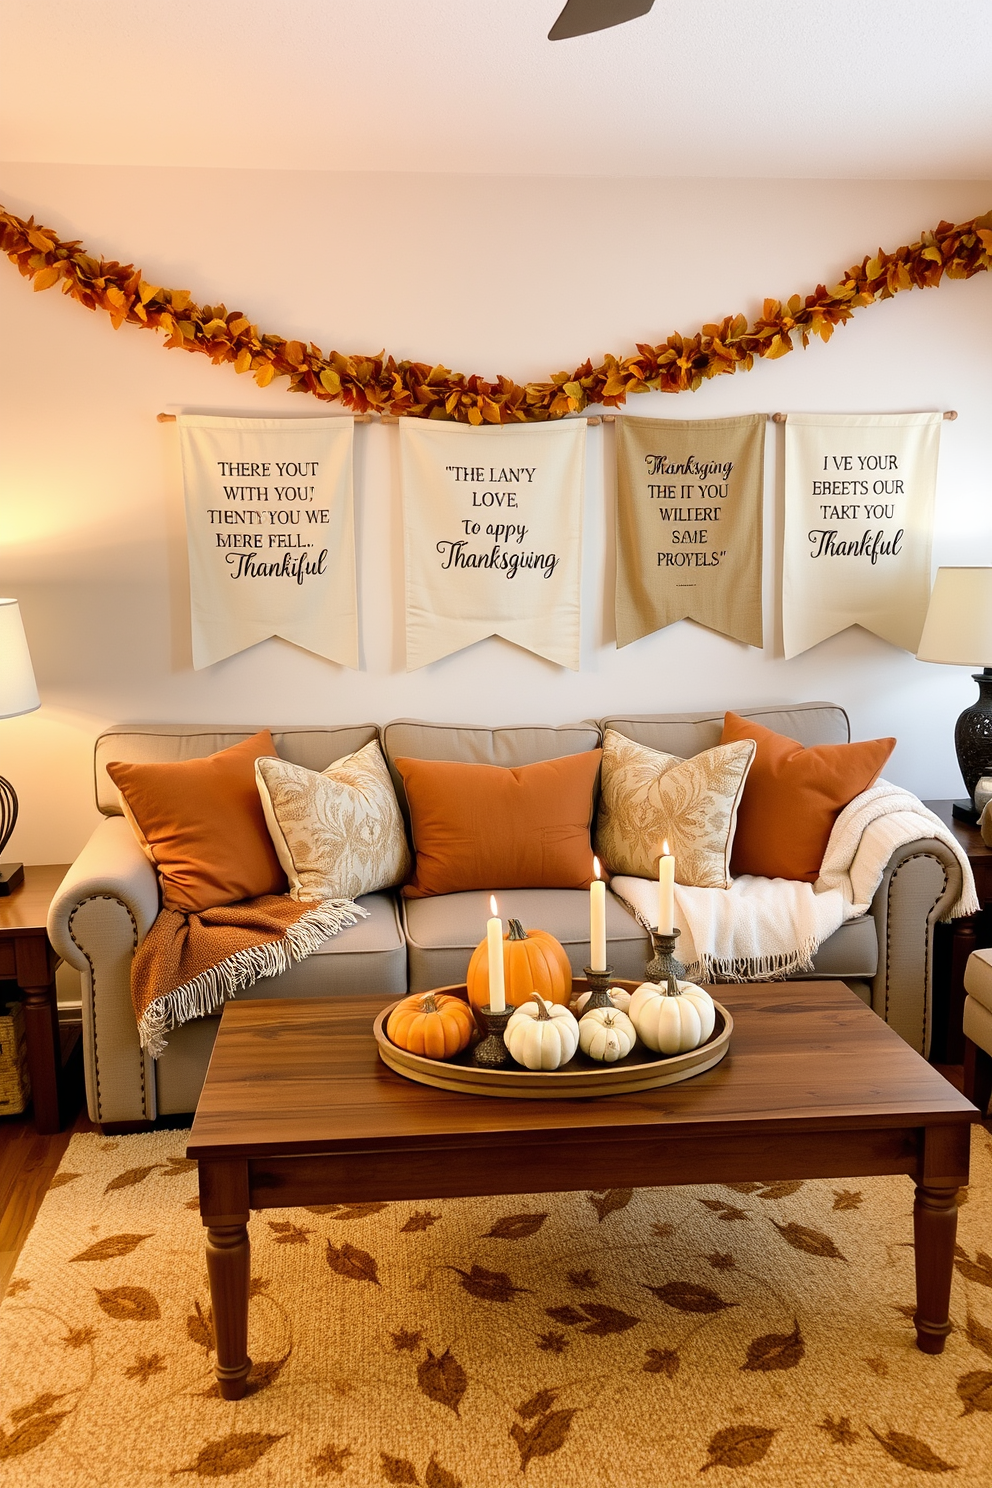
left=0, top=600, right=40, bottom=718
left=916, top=568, right=992, bottom=667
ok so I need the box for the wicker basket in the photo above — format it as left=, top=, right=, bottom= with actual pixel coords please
left=0, top=1000, right=31, bottom=1116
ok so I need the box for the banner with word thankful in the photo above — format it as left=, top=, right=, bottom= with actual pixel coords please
left=177, top=415, right=358, bottom=669
left=399, top=420, right=585, bottom=670
left=614, top=414, right=765, bottom=648
left=782, top=412, right=940, bottom=659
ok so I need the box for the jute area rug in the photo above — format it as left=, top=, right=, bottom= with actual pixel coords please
left=1, top=1128, right=991, bottom=1488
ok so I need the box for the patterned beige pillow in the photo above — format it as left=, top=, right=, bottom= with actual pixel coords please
left=255, top=741, right=411, bottom=902
left=594, top=729, right=756, bottom=888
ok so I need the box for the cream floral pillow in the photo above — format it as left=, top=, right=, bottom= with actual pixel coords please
left=255, top=741, right=411, bottom=902
left=594, top=729, right=756, bottom=888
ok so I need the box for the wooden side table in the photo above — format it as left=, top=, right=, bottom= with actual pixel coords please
left=923, top=802, right=992, bottom=1065
left=0, top=863, right=78, bottom=1133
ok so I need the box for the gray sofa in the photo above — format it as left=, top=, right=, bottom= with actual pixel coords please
left=47, top=702, right=963, bottom=1127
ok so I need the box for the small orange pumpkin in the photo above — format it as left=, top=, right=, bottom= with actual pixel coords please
left=386, top=991, right=476, bottom=1060
left=467, top=919, right=572, bottom=1011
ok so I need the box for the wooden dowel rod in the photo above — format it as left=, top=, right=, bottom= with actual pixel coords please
left=158, top=408, right=960, bottom=426
left=770, top=410, right=957, bottom=422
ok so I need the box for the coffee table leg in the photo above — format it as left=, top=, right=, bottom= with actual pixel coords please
left=199, top=1160, right=252, bottom=1399
left=913, top=1184, right=959, bottom=1354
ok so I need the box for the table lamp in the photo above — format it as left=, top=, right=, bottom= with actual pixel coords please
left=0, top=598, right=40, bottom=894
left=916, top=567, right=992, bottom=824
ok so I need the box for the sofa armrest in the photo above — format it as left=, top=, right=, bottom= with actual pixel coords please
left=47, top=817, right=161, bottom=1124
left=868, top=837, right=962, bottom=1057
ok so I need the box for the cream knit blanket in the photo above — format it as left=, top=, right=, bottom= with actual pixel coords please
left=612, top=780, right=979, bottom=983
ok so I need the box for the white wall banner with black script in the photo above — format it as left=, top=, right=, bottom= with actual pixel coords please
left=399, top=419, right=585, bottom=670
left=782, top=412, right=940, bottom=659
left=614, top=413, right=765, bottom=649
left=177, top=415, right=358, bottom=670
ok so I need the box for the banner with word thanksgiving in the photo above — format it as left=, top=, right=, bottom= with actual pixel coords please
left=177, top=415, right=358, bottom=669
left=399, top=420, right=586, bottom=670
left=782, top=412, right=940, bottom=658
left=614, top=414, right=765, bottom=649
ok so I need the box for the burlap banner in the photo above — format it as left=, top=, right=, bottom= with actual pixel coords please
left=783, top=412, right=940, bottom=658
left=614, top=414, right=765, bottom=648
left=178, top=415, right=357, bottom=669
left=399, top=419, right=585, bottom=670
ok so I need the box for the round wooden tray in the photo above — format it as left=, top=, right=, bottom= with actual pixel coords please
left=373, top=980, right=732, bottom=1098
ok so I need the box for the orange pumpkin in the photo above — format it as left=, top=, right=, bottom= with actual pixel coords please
left=467, top=919, right=572, bottom=1011
left=385, top=991, right=476, bottom=1060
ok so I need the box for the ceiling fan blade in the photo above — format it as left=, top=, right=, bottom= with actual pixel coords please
left=548, top=0, right=655, bottom=41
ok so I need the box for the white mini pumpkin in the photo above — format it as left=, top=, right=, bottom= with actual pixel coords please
left=578, top=1006, right=637, bottom=1063
left=572, top=986, right=632, bottom=1015
left=505, top=995, right=580, bottom=1071
left=628, top=977, right=715, bottom=1055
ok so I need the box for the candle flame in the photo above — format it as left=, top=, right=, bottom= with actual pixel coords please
left=661, top=840, right=671, bottom=857
left=489, top=894, right=498, bottom=917
left=593, top=856, right=601, bottom=880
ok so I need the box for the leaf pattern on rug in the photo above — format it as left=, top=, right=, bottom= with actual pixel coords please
left=707, top=1252, right=736, bottom=1271
left=957, top=1371, right=992, bottom=1415
left=94, top=1286, right=160, bottom=1321
left=4, top=1277, right=31, bottom=1295
left=966, top=1313, right=992, bottom=1359
left=566, top=1268, right=598, bottom=1289
left=741, top=1320, right=805, bottom=1372
left=62, top=1324, right=96, bottom=1349
left=536, top=1331, right=568, bottom=1353
left=48, top=1172, right=81, bottom=1190
left=187, top=1300, right=213, bottom=1351
left=701, top=1425, right=777, bottom=1471
left=9, top=1391, right=68, bottom=1423
left=954, top=1248, right=992, bottom=1288
left=163, top=1157, right=198, bottom=1176
left=391, top=1328, right=423, bottom=1352
left=587, top=1189, right=633, bottom=1222
left=103, top=1165, right=162, bottom=1193
left=510, top=1408, right=577, bottom=1472
left=868, top=1428, right=957, bottom=1472
left=310, top=1443, right=353, bottom=1476
left=417, top=1348, right=467, bottom=1415
left=451, top=1265, right=529, bottom=1302
left=545, top=1303, right=640, bottom=1336
left=332, top=1202, right=390, bottom=1221
left=326, top=1241, right=380, bottom=1285
left=698, top=1199, right=750, bottom=1222
left=754, top=1181, right=804, bottom=1200
left=771, top=1221, right=846, bottom=1260
left=0, top=1412, right=71, bottom=1459
left=401, top=1212, right=440, bottom=1233
left=643, top=1347, right=680, bottom=1376
left=268, top=1221, right=312, bottom=1245
left=516, top=1389, right=558, bottom=1418
left=424, top=1457, right=462, bottom=1488
left=176, top=1431, right=286, bottom=1476
left=651, top=1221, right=675, bottom=1238
left=69, top=1233, right=154, bottom=1263
left=381, top=1451, right=418, bottom=1483
left=832, top=1189, right=863, bottom=1210
left=483, top=1212, right=547, bottom=1240
left=817, top=1414, right=860, bottom=1445
left=645, top=1281, right=735, bottom=1314
left=124, top=1352, right=166, bottom=1384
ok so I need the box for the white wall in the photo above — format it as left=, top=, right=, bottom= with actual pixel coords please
left=1, top=165, right=991, bottom=865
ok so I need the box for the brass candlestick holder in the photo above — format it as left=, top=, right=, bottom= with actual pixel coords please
left=581, top=965, right=617, bottom=1012
left=646, top=929, right=687, bottom=985
left=473, top=1005, right=514, bottom=1068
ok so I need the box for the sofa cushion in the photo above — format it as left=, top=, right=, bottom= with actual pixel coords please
left=595, top=730, right=755, bottom=888
left=396, top=751, right=602, bottom=898
left=381, top=720, right=601, bottom=824
left=964, top=948, right=992, bottom=1016
left=95, top=724, right=380, bottom=816
left=256, top=742, right=411, bottom=902
left=785, top=915, right=878, bottom=979
left=600, top=703, right=850, bottom=761
left=403, top=887, right=649, bottom=993
left=106, top=731, right=287, bottom=912
left=721, top=712, right=894, bottom=883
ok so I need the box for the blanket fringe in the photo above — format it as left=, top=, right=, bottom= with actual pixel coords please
left=137, top=898, right=369, bottom=1057
left=687, top=941, right=818, bottom=985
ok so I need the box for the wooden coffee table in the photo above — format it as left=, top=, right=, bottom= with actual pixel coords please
left=187, top=981, right=978, bottom=1400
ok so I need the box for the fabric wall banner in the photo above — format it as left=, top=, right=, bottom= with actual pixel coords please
left=783, top=412, right=940, bottom=659
left=614, top=414, right=765, bottom=649
left=177, top=415, right=358, bottom=670
left=399, top=419, right=585, bottom=670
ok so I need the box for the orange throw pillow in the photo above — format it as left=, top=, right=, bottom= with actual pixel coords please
left=107, top=731, right=287, bottom=912
left=395, top=751, right=602, bottom=898
left=721, top=712, right=895, bottom=883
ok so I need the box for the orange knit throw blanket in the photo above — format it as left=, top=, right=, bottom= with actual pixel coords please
left=132, top=894, right=367, bottom=1056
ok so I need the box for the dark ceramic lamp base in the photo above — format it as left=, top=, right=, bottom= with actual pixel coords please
left=955, top=668, right=992, bottom=819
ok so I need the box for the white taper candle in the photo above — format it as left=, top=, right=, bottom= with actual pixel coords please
left=486, top=894, right=506, bottom=1013
left=658, top=841, right=675, bottom=936
left=590, top=858, right=607, bottom=971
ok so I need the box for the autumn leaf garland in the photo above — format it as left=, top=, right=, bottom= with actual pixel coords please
left=1, top=204, right=991, bottom=424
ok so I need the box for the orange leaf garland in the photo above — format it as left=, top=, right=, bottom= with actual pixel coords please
left=2, top=204, right=990, bottom=422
